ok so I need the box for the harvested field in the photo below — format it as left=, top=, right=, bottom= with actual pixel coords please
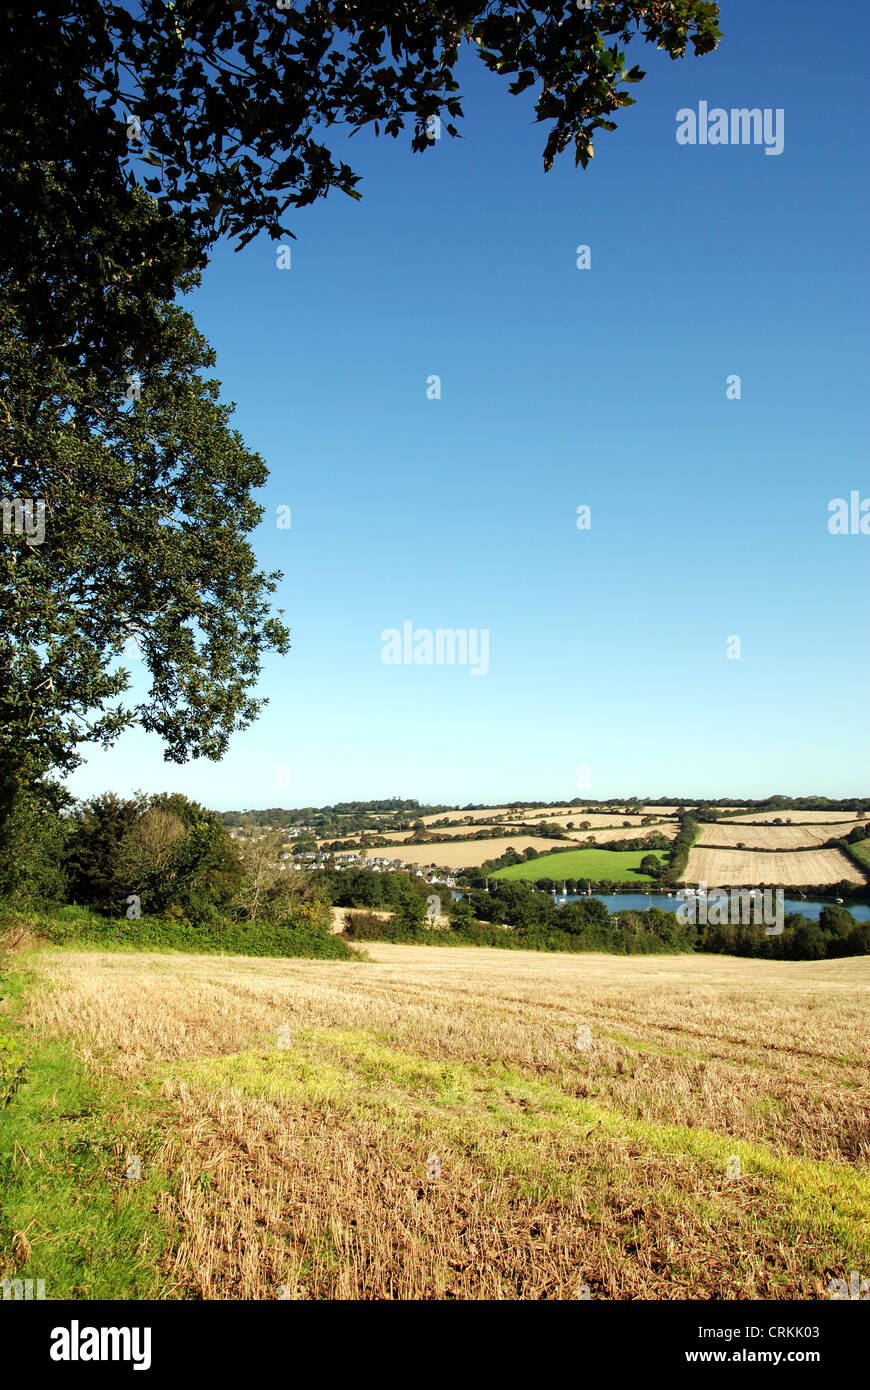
left=371, top=837, right=578, bottom=868
left=372, top=825, right=676, bottom=855
left=3, top=944, right=868, bottom=1301
left=420, top=806, right=622, bottom=826
left=696, top=822, right=861, bottom=850
left=725, top=811, right=863, bottom=825
left=685, top=847, right=867, bottom=888
left=557, top=823, right=677, bottom=844
left=520, top=813, right=668, bottom=829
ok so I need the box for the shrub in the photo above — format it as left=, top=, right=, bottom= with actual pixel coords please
left=30, top=904, right=361, bottom=960
left=344, top=910, right=387, bottom=941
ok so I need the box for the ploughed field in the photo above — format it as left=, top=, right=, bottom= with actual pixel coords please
left=2, top=945, right=868, bottom=1300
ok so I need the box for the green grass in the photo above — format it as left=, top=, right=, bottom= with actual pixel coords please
left=491, top=848, right=664, bottom=883
left=0, top=968, right=181, bottom=1298
left=848, top=839, right=870, bottom=871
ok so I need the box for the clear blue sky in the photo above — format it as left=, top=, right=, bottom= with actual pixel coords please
left=68, top=0, right=869, bottom=810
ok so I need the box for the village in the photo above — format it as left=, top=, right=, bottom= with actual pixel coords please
left=225, top=825, right=458, bottom=888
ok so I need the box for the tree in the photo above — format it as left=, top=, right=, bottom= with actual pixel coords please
left=124, top=804, right=186, bottom=878
left=3, top=3, right=721, bottom=340
left=1, top=1, right=721, bottom=839
left=1, top=265, right=290, bottom=837
left=64, top=790, right=242, bottom=918
left=64, top=792, right=147, bottom=913
left=819, top=905, right=855, bottom=938
left=640, top=854, right=663, bottom=878
left=448, top=896, right=476, bottom=935
left=132, top=792, right=243, bottom=917
left=391, top=890, right=427, bottom=937
left=559, top=897, right=609, bottom=937
left=0, top=785, right=69, bottom=907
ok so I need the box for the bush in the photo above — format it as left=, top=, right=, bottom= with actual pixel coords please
left=30, top=904, right=361, bottom=960
left=343, top=910, right=388, bottom=941
left=450, top=920, right=516, bottom=947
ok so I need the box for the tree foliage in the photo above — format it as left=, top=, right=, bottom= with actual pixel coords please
left=64, top=790, right=243, bottom=917
left=4, top=2, right=722, bottom=276
left=1, top=276, right=290, bottom=820
left=1, top=2, right=721, bottom=834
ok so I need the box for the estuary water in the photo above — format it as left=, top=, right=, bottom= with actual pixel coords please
left=547, top=892, right=870, bottom=922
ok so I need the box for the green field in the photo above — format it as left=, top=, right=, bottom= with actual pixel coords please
left=491, top=848, right=665, bottom=883
left=850, top=839, right=870, bottom=872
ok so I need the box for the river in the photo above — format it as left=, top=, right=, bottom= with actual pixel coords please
left=544, top=892, right=870, bottom=922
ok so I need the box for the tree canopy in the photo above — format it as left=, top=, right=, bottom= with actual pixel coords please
left=0, top=218, right=290, bottom=833
left=3, top=2, right=722, bottom=333
left=1, top=1, right=721, bottom=849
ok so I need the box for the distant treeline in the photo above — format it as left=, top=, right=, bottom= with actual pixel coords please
left=332, top=873, right=870, bottom=961
left=219, top=799, right=451, bottom=833
left=219, top=796, right=870, bottom=837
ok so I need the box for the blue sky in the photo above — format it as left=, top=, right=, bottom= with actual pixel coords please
left=68, top=0, right=869, bottom=809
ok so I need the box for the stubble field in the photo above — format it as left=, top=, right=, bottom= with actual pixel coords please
left=725, top=812, right=863, bottom=825
left=685, top=847, right=866, bottom=887
left=695, top=822, right=860, bottom=850
left=2, top=943, right=868, bottom=1301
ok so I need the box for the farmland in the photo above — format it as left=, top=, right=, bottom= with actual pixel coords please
left=369, top=837, right=579, bottom=868
left=369, top=824, right=677, bottom=854
left=492, top=848, right=664, bottom=883
left=724, top=811, right=863, bottom=825
left=505, top=813, right=671, bottom=830
left=420, top=808, right=661, bottom=828
left=2, top=943, right=867, bottom=1300
left=695, top=822, right=860, bottom=850
left=543, top=823, right=677, bottom=845
left=685, top=847, right=866, bottom=888
left=851, top=839, right=870, bottom=874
